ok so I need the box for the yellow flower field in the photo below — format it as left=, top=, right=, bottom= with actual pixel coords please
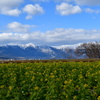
left=0, top=61, right=100, bottom=100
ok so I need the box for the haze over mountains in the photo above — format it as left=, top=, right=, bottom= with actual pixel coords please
left=0, top=43, right=85, bottom=60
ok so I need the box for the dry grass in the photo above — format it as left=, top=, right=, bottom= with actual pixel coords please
left=0, top=59, right=100, bottom=64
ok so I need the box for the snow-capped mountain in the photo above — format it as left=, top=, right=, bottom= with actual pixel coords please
left=0, top=44, right=67, bottom=60
left=20, top=43, right=36, bottom=49
left=0, top=43, right=86, bottom=60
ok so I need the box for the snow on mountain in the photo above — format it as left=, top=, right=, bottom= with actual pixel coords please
left=0, top=44, right=67, bottom=60
left=37, top=45, right=55, bottom=54
left=23, top=43, right=36, bottom=48
left=18, top=43, right=36, bottom=49
left=0, top=43, right=86, bottom=60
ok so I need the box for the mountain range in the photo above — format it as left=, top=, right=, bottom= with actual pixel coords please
left=0, top=43, right=85, bottom=60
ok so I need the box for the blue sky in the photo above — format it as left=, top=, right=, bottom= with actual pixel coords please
left=0, top=0, right=100, bottom=46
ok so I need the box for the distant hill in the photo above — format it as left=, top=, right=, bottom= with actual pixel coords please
left=0, top=43, right=86, bottom=60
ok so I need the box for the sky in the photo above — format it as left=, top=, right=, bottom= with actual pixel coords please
left=0, top=0, right=100, bottom=46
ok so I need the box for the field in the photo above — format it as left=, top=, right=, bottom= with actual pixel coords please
left=1, top=60, right=100, bottom=100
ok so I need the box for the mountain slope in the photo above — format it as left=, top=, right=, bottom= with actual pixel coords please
left=0, top=44, right=67, bottom=60
left=0, top=44, right=87, bottom=60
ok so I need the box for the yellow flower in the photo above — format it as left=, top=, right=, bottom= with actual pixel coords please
left=31, top=76, right=35, bottom=81
left=63, top=85, right=67, bottom=89
left=64, top=81, right=68, bottom=84
left=69, top=79, right=72, bottom=83
left=75, top=85, right=80, bottom=90
left=54, top=70, right=57, bottom=73
left=9, top=86, right=13, bottom=90
left=50, top=74, right=55, bottom=78
left=0, top=85, right=4, bottom=88
left=97, top=96, right=100, bottom=100
left=25, top=72, right=29, bottom=75
left=34, top=86, right=39, bottom=90
left=68, top=74, right=70, bottom=76
left=46, top=74, right=48, bottom=77
left=79, top=74, right=83, bottom=79
left=66, top=95, right=68, bottom=98
left=30, top=71, right=33, bottom=74
left=50, top=73, right=53, bottom=75
left=84, top=84, right=88, bottom=88
left=62, top=91, right=66, bottom=95
left=40, top=79, right=43, bottom=81
left=22, top=81, right=25, bottom=83
left=94, top=92, right=97, bottom=96
left=73, top=95, right=77, bottom=100
left=45, top=78, right=48, bottom=81
left=56, top=78, right=60, bottom=81
left=93, top=86, right=97, bottom=89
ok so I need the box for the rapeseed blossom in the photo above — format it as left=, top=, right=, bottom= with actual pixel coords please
left=97, top=96, right=100, bottom=100
left=34, top=86, right=39, bottom=90
left=1, top=61, right=100, bottom=99
left=9, top=86, right=13, bottom=90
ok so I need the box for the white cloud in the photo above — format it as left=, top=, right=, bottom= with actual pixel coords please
left=0, top=0, right=23, bottom=9
left=32, top=0, right=49, bottom=2
left=74, top=0, right=100, bottom=6
left=23, top=4, right=44, bottom=19
left=7, top=22, right=36, bottom=33
left=0, top=0, right=23, bottom=16
left=54, top=0, right=73, bottom=2
left=1, top=9, right=21, bottom=16
left=53, top=43, right=81, bottom=49
left=1, top=28, right=100, bottom=46
left=32, top=0, right=100, bottom=6
left=85, top=8, right=100, bottom=14
left=55, top=0, right=100, bottom=6
left=25, top=15, right=33, bottom=19
left=32, top=0, right=71, bottom=2
left=56, top=3, right=82, bottom=15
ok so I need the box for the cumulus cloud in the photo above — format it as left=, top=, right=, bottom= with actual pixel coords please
left=0, top=28, right=100, bottom=46
left=7, top=22, right=36, bottom=33
left=85, top=8, right=100, bottom=14
left=1, top=9, right=21, bottom=16
left=56, top=3, right=82, bottom=15
left=23, top=4, right=44, bottom=19
left=0, top=0, right=23, bottom=16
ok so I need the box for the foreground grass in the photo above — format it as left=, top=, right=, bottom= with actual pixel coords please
left=1, top=62, right=100, bottom=100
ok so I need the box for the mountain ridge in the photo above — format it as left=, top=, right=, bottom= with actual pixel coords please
left=0, top=43, right=85, bottom=60
left=0, top=44, right=67, bottom=60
